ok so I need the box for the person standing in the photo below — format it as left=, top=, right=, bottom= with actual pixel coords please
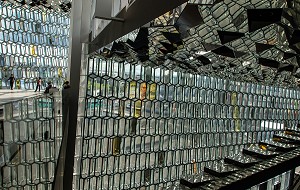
left=8, top=74, right=15, bottom=90
left=44, top=82, right=52, bottom=94
left=35, top=77, right=42, bottom=92
left=63, top=81, right=70, bottom=89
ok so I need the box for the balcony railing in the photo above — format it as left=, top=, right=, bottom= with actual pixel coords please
left=0, top=93, right=62, bottom=189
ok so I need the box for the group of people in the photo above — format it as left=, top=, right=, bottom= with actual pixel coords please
left=7, top=74, right=70, bottom=93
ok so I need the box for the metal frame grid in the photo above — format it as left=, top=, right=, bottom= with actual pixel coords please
left=0, top=2, right=70, bottom=90
left=0, top=95, right=62, bottom=190
left=75, top=57, right=300, bottom=189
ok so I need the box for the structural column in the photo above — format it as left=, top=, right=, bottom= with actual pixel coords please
left=53, top=0, right=91, bottom=189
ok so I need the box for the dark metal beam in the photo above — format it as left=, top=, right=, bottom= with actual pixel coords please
left=95, top=16, right=125, bottom=22
left=89, top=0, right=188, bottom=54
left=52, top=0, right=85, bottom=189
left=80, top=0, right=92, bottom=43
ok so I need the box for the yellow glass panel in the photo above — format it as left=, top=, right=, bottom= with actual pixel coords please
left=149, top=83, right=156, bottom=100
left=16, top=79, right=21, bottom=89
left=231, top=92, right=237, bottom=105
left=233, top=105, right=240, bottom=131
left=30, top=45, right=37, bottom=56
left=233, top=106, right=239, bottom=118
left=42, top=12, right=47, bottom=22
left=235, top=120, right=241, bottom=132
left=87, top=80, right=91, bottom=90
left=134, top=100, right=141, bottom=118
left=129, top=81, right=136, bottom=99
left=58, top=68, right=62, bottom=77
left=140, top=82, right=147, bottom=100
left=259, top=144, right=267, bottom=150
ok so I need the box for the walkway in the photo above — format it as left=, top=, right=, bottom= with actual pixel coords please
left=0, top=89, right=43, bottom=105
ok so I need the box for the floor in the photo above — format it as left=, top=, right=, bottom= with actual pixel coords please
left=0, top=89, right=43, bottom=105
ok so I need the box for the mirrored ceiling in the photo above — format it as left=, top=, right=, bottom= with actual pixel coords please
left=96, top=0, right=300, bottom=88
left=1, top=0, right=71, bottom=12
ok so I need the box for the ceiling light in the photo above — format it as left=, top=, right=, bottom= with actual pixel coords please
left=195, top=51, right=209, bottom=55
left=242, top=61, right=251, bottom=66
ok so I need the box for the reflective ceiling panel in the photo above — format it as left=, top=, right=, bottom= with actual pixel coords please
left=96, top=0, right=300, bottom=87
left=1, top=0, right=72, bottom=12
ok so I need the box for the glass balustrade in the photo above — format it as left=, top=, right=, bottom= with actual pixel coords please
left=0, top=94, right=62, bottom=189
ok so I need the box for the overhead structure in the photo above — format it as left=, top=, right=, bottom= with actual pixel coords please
left=92, top=0, right=300, bottom=87
left=0, top=0, right=72, bottom=12
left=89, top=0, right=189, bottom=53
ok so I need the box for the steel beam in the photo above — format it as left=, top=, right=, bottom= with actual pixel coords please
left=53, top=0, right=87, bottom=189
left=89, top=0, right=188, bottom=53
left=80, top=0, right=92, bottom=43
left=95, top=16, right=125, bottom=22
left=63, top=0, right=83, bottom=187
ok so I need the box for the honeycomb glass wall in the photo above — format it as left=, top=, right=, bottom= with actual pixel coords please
left=72, top=57, right=300, bottom=189
left=0, top=2, right=70, bottom=90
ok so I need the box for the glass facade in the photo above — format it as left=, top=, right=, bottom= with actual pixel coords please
left=74, top=57, right=300, bottom=189
left=0, top=3, right=70, bottom=90
left=0, top=2, right=68, bottom=189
